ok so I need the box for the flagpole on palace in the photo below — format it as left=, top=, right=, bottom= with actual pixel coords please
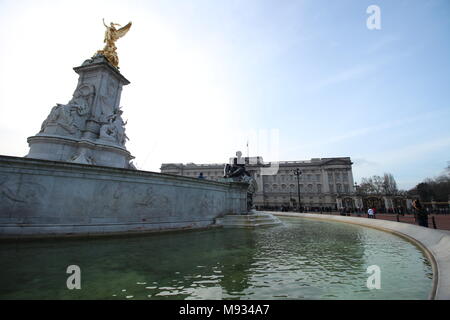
left=247, top=140, right=249, bottom=159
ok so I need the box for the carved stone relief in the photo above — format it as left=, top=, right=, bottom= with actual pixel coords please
left=200, top=193, right=216, bottom=211
left=0, top=175, right=46, bottom=206
left=40, top=83, right=95, bottom=136
left=99, top=77, right=118, bottom=118
left=134, top=186, right=171, bottom=212
left=91, top=182, right=126, bottom=215
left=69, top=149, right=96, bottom=165
left=98, top=107, right=128, bottom=146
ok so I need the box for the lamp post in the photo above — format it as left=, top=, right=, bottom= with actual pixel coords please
left=354, top=182, right=359, bottom=214
left=289, top=190, right=292, bottom=210
left=293, top=168, right=302, bottom=212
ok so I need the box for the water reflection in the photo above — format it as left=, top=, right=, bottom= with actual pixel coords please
left=0, top=217, right=432, bottom=299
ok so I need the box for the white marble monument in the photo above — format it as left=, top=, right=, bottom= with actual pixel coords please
left=26, top=54, right=135, bottom=169
left=0, top=21, right=254, bottom=238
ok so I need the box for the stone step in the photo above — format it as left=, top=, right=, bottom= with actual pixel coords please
left=220, top=213, right=275, bottom=219
left=221, top=216, right=276, bottom=222
left=215, top=213, right=282, bottom=228
left=221, top=222, right=282, bottom=228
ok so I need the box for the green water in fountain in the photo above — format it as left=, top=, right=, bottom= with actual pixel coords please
left=0, top=217, right=432, bottom=299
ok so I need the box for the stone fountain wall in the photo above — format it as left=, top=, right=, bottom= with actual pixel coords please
left=0, top=156, right=248, bottom=237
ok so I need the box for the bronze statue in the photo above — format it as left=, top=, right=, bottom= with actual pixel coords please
left=224, top=151, right=249, bottom=179
left=223, top=151, right=258, bottom=213
left=96, top=19, right=132, bottom=68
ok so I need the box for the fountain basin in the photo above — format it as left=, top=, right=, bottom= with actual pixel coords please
left=0, top=215, right=436, bottom=300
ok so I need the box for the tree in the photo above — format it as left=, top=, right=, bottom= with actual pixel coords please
left=415, top=182, right=434, bottom=202
left=358, top=173, right=398, bottom=195
left=382, top=173, right=398, bottom=195
left=409, top=164, right=450, bottom=202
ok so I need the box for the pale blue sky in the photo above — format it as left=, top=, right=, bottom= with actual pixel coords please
left=0, top=0, right=449, bottom=189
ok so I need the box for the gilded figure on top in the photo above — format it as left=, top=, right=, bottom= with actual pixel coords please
left=96, top=19, right=132, bottom=68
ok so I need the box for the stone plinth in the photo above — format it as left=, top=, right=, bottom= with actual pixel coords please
left=26, top=54, right=135, bottom=169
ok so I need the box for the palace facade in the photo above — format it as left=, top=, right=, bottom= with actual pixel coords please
left=161, top=156, right=359, bottom=210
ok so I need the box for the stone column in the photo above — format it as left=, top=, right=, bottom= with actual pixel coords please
left=336, top=197, right=343, bottom=209
left=353, top=196, right=363, bottom=209
left=348, top=168, right=355, bottom=192
left=322, top=168, right=330, bottom=192
left=252, top=167, right=264, bottom=207
left=383, top=196, right=393, bottom=211
left=406, top=198, right=413, bottom=210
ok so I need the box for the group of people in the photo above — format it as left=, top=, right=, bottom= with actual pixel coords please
left=364, top=201, right=430, bottom=227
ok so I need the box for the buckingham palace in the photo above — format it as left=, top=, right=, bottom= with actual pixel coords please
left=161, top=156, right=358, bottom=211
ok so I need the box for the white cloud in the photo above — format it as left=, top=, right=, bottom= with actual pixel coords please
left=374, top=136, right=450, bottom=167
left=289, top=108, right=448, bottom=153
left=306, top=63, right=377, bottom=92
left=366, top=34, right=399, bottom=54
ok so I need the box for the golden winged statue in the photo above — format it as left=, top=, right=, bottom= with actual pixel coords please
left=96, top=19, right=132, bottom=68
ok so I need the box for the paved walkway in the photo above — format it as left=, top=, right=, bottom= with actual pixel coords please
left=281, top=212, right=450, bottom=231
left=371, top=214, right=450, bottom=232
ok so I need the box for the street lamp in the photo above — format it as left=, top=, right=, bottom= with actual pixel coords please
left=293, top=168, right=302, bottom=212
left=289, top=190, right=292, bottom=210
left=354, top=182, right=362, bottom=214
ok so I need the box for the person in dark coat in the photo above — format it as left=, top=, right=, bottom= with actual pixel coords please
left=412, top=199, right=428, bottom=228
